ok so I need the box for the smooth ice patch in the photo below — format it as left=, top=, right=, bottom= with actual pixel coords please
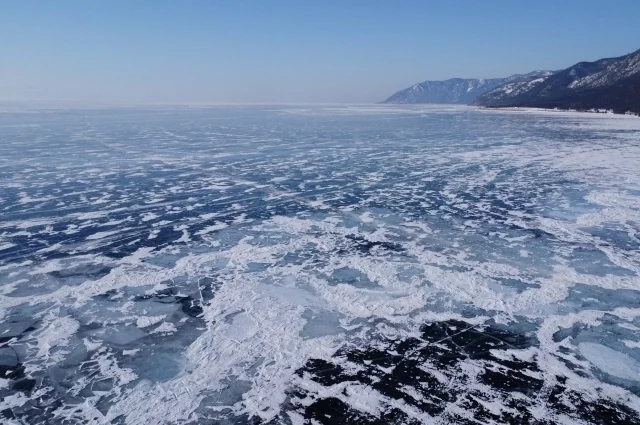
left=579, top=342, right=640, bottom=381
left=225, top=312, right=258, bottom=342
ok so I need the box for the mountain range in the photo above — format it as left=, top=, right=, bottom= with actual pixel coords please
left=382, top=48, right=640, bottom=114
left=382, top=71, right=553, bottom=105
left=382, top=77, right=505, bottom=105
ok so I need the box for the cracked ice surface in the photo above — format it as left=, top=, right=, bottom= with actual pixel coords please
left=1, top=105, right=640, bottom=424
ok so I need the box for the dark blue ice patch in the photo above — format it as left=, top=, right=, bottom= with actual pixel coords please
left=327, top=267, right=377, bottom=289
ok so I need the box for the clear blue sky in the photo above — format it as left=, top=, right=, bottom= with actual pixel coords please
left=2, top=0, right=639, bottom=104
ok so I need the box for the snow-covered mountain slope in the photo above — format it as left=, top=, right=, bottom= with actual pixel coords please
left=382, top=71, right=553, bottom=105
left=502, top=70, right=556, bottom=83
left=569, top=49, right=640, bottom=89
left=472, top=72, right=556, bottom=106
left=474, top=48, right=640, bottom=113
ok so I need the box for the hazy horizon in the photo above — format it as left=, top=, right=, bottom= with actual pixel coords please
left=2, top=0, right=640, bottom=104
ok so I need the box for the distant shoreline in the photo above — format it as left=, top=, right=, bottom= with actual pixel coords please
left=479, top=106, right=640, bottom=117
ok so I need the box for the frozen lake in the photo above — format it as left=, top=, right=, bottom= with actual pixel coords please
left=1, top=105, right=640, bottom=424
